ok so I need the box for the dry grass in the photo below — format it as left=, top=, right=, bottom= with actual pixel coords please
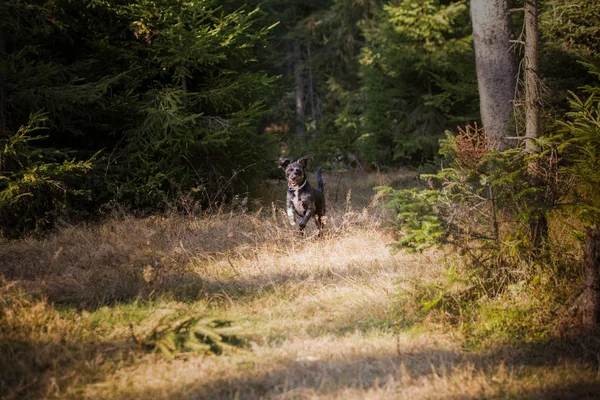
left=1, top=169, right=599, bottom=399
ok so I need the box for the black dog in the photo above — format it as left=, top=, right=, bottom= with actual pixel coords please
left=279, top=156, right=325, bottom=235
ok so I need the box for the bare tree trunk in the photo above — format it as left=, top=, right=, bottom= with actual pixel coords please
left=524, top=0, right=540, bottom=155
left=0, top=22, right=7, bottom=137
left=524, top=0, right=548, bottom=250
left=471, top=0, right=517, bottom=149
left=307, top=44, right=317, bottom=132
left=294, top=39, right=305, bottom=135
left=583, top=227, right=600, bottom=326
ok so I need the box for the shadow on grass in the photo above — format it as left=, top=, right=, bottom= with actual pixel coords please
left=4, top=253, right=390, bottom=312
left=2, top=273, right=599, bottom=400
left=0, top=337, right=134, bottom=400
left=4, top=334, right=598, bottom=400
left=507, top=382, right=600, bottom=400
left=93, top=330, right=600, bottom=400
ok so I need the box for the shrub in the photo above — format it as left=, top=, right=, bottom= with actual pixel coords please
left=557, top=64, right=600, bottom=226
left=0, top=113, right=95, bottom=237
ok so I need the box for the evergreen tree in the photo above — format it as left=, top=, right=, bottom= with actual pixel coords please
left=357, top=0, right=478, bottom=164
left=1, top=0, right=280, bottom=235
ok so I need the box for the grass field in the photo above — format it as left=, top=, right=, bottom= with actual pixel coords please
left=1, top=170, right=600, bottom=399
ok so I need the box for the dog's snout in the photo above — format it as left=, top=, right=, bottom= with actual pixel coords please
left=287, top=167, right=303, bottom=181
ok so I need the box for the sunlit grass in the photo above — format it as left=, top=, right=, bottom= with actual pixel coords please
left=1, top=169, right=599, bottom=399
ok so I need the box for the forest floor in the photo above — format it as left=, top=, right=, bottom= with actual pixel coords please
left=2, top=170, right=600, bottom=399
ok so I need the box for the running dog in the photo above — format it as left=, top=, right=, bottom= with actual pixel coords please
left=279, top=156, right=325, bottom=235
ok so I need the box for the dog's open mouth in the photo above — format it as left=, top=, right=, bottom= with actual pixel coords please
left=288, top=178, right=302, bottom=186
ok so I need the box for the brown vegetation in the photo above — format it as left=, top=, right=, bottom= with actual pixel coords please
left=1, top=170, right=599, bottom=399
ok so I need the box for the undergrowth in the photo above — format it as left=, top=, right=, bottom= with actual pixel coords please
left=379, top=121, right=592, bottom=348
left=1, top=169, right=598, bottom=399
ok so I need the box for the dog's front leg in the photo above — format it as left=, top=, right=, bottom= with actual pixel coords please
left=299, top=209, right=314, bottom=230
left=286, top=199, right=296, bottom=226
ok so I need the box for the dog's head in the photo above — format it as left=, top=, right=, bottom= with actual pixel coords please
left=279, top=156, right=311, bottom=186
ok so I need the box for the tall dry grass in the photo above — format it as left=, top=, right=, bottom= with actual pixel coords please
left=1, top=169, right=599, bottom=399
left=0, top=170, right=410, bottom=308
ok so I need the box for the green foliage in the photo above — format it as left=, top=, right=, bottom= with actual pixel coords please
left=4, top=0, right=600, bottom=238
left=379, top=114, right=593, bottom=343
left=0, top=113, right=95, bottom=237
left=270, top=0, right=363, bottom=162
left=276, top=0, right=479, bottom=166
left=317, top=77, right=365, bottom=162
left=378, top=186, right=445, bottom=251
left=136, top=314, right=247, bottom=357
left=391, top=256, right=577, bottom=346
left=357, top=0, right=478, bottom=164
left=281, top=0, right=600, bottom=169
left=541, top=0, right=600, bottom=63
left=540, top=0, right=600, bottom=121
left=96, top=1, right=280, bottom=210
left=380, top=124, right=566, bottom=259
left=3, top=0, right=281, bottom=234
left=467, top=297, right=547, bottom=344
left=557, top=65, right=600, bottom=225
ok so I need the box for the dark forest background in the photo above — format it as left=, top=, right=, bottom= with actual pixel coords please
left=1, top=0, right=599, bottom=237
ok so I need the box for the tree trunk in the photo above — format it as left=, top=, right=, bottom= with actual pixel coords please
left=307, top=44, right=317, bottom=132
left=0, top=22, right=7, bottom=137
left=524, top=0, right=540, bottom=155
left=470, top=0, right=517, bottom=149
left=294, top=39, right=305, bottom=135
left=524, top=0, right=548, bottom=251
left=582, top=227, right=600, bottom=326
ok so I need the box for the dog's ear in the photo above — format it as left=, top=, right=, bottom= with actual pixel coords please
left=278, top=158, right=292, bottom=169
left=296, top=155, right=312, bottom=168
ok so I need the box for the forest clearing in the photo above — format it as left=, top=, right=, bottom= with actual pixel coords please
left=2, top=170, right=600, bottom=399
left=3, top=0, right=600, bottom=398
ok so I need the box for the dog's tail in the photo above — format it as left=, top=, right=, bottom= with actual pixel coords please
left=316, top=167, right=324, bottom=192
